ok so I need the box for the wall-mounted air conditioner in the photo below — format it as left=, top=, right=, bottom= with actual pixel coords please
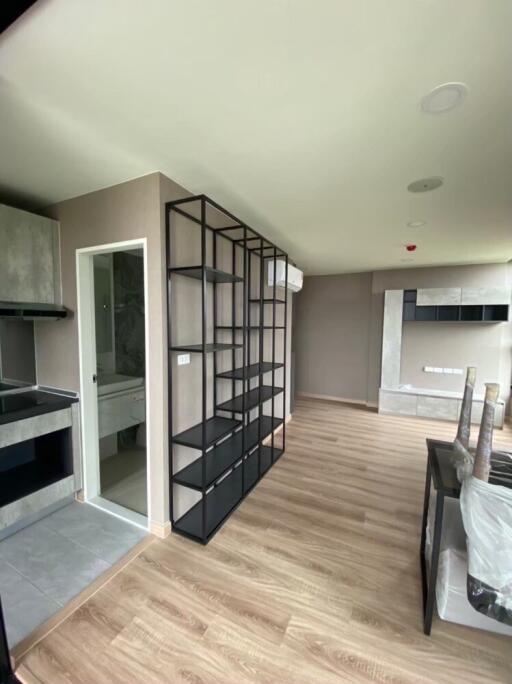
left=268, top=260, right=303, bottom=293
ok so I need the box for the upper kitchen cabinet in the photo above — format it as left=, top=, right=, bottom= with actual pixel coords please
left=0, top=203, right=61, bottom=304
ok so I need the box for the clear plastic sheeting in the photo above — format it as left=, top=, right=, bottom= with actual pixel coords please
left=436, top=548, right=512, bottom=637
left=425, top=492, right=465, bottom=564
left=460, top=470, right=512, bottom=626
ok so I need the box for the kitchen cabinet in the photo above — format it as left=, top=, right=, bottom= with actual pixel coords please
left=0, top=203, right=60, bottom=304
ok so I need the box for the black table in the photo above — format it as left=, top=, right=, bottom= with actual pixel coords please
left=420, top=439, right=512, bottom=635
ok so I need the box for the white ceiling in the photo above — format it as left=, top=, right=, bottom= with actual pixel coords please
left=1, top=0, right=511, bottom=274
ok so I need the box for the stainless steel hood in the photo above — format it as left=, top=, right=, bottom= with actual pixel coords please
left=0, top=302, right=67, bottom=321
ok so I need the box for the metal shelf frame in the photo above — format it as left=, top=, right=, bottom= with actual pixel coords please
left=166, top=195, right=288, bottom=544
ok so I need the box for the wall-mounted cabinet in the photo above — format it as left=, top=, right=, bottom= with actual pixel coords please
left=403, top=289, right=509, bottom=323
left=0, top=204, right=61, bottom=305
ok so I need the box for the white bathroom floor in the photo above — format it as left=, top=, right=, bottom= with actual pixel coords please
left=100, top=446, right=147, bottom=516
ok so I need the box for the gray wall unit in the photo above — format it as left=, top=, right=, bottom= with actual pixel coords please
left=0, top=203, right=61, bottom=304
left=379, top=388, right=505, bottom=427
left=294, top=262, right=512, bottom=415
left=368, top=263, right=512, bottom=410
left=0, top=319, right=36, bottom=383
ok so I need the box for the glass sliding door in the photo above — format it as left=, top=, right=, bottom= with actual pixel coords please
left=92, top=248, right=147, bottom=516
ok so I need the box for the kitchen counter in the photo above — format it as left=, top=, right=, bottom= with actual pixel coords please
left=0, top=390, right=78, bottom=426
left=0, top=388, right=82, bottom=539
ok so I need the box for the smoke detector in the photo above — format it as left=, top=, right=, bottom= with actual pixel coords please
left=407, top=177, right=444, bottom=193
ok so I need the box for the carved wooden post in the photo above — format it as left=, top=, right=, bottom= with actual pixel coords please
left=473, top=383, right=500, bottom=483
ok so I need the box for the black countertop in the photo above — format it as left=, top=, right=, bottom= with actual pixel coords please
left=0, top=390, right=78, bottom=426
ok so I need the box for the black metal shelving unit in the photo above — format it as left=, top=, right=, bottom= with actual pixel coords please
left=166, top=195, right=288, bottom=544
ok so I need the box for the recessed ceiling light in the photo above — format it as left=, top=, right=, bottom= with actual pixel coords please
left=407, top=220, right=426, bottom=228
left=407, top=177, right=444, bottom=193
left=420, top=82, right=468, bottom=114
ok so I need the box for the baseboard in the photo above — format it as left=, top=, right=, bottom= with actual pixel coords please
left=297, top=392, right=368, bottom=406
left=12, top=534, right=155, bottom=667
left=150, top=519, right=172, bottom=539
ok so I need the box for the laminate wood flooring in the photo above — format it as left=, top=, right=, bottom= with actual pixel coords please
left=17, top=399, right=512, bottom=683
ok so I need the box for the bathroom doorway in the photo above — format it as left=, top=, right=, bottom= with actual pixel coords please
left=76, top=239, right=150, bottom=530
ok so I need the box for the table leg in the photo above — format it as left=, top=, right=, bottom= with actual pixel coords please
left=422, top=491, right=444, bottom=635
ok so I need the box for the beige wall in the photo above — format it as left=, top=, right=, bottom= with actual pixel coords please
left=35, top=172, right=190, bottom=528
left=295, top=263, right=512, bottom=413
left=294, top=272, right=372, bottom=402
left=35, top=173, right=293, bottom=528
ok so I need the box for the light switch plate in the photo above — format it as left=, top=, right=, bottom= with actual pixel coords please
left=177, top=354, right=190, bottom=366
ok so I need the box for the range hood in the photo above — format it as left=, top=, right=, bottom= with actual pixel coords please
left=0, top=302, right=67, bottom=321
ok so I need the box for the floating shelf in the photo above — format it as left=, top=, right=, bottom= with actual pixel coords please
left=173, top=416, right=282, bottom=490
left=216, top=385, right=283, bottom=413
left=216, top=361, right=284, bottom=380
left=172, top=416, right=240, bottom=450
left=169, top=266, right=243, bottom=283
left=170, top=342, right=242, bottom=353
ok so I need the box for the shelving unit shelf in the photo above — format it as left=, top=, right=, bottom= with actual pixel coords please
left=166, top=195, right=289, bottom=544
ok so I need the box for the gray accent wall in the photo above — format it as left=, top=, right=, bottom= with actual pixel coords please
left=294, top=262, right=512, bottom=414
left=294, top=272, right=372, bottom=402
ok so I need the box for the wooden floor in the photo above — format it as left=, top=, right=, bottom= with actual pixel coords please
left=18, top=399, right=512, bottom=683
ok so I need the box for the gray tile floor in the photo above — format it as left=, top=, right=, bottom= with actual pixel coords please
left=0, top=502, right=147, bottom=649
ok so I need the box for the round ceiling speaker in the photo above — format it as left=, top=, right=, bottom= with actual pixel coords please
left=407, top=177, right=444, bottom=193
left=420, top=82, right=468, bottom=114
